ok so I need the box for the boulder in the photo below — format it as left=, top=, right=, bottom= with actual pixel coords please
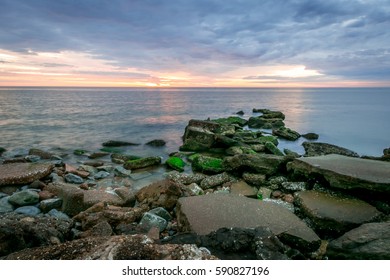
left=212, top=116, right=247, bottom=127
left=39, top=198, right=63, bottom=213
left=230, top=181, right=257, bottom=198
left=88, top=152, right=109, bottom=159
left=45, top=183, right=85, bottom=216
left=248, top=117, right=284, bottom=129
left=265, top=141, right=284, bottom=156
left=149, top=207, right=172, bottom=221
left=135, top=179, right=183, bottom=210
left=295, top=191, right=383, bottom=237
left=28, top=148, right=53, bottom=159
left=123, top=156, right=161, bottom=170
left=302, top=142, right=359, bottom=157
left=191, top=155, right=224, bottom=174
left=272, top=127, right=300, bottom=141
left=252, top=109, right=286, bottom=120
left=327, top=222, right=390, bottom=259
left=113, top=166, right=132, bottom=177
left=102, top=140, right=139, bottom=147
left=0, top=213, right=73, bottom=257
left=165, top=171, right=206, bottom=185
left=302, top=133, right=319, bottom=140
left=176, top=194, right=321, bottom=252
left=180, top=127, right=215, bottom=152
left=242, top=172, right=266, bottom=186
left=287, top=154, right=390, bottom=196
left=8, top=190, right=39, bottom=206
left=139, top=212, right=168, bottom=232
left=165, top=157, right=185, bottom=172
left=3, top=234, right=217, bottom=260
left=111, top=153, right=141, bottom=164
left=0, top=162, right=53, bottom=186
left=223, top=154, right=285, bottom=176
left=145, top=139, right=166, bottom=147
left=64, top=173, right=84, bottom=184
left=199, top=172, right=231, bottom=190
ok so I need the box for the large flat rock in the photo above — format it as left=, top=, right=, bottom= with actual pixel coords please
left=295, top=191, right=383, bottom=237
left=287, top=154, right=390, bottom=195
left=176, top=194, right=321, bottom=252
left=0, top=162, right=54, bottom=186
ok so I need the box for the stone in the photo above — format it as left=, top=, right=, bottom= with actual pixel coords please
left=45, top=183, right=85, bottom=216
left=242, top=172, right=266, bottom=186
left=165, top=156, right=185, bottom=172
left=212, top=116, right=247, bottom=127
left=28, top=148, right=53, bottom=159
left=94, top=171, right=110, bottom=180
left=283, top=149, right=300, bottom=158
left=82, top=189, right=128, bottom=209
left=0, top=162, right=53, bottom=186
left=327, top=222, right=390, bottom=259
left=223, top=153, right=285, bottom=176
left=183, top=183, right=204, bottom=196
left=83, top=160, right=104, bottom=167
left=113, top=166, right=132, bottom=177
left=176, top=194, right=321, bottom=252
left=78, top=221, right=113, bottom=238
left=253, top=109, right=286, bottom=120
left=165, top=171, right=206, bottom=185
left=88, top=152, right=110, bottom=159
left=302, top=141, right=359, bottom=157
left=64, top=173, right=84, bottom=184
left=123, top=156, right=161, bottom=170
left=236, top=110, right=244, bottom=115
left=248, top=116, right=284, bottom=129
left=230, top=181, right=257, bottom=198
left=145, top=139, right=166, bottom=147
left=102, top=140, right=140, bottom=147
left=139, top=212, right=168, bottom=232
left=272, top=127, right=301, bottom=141
left=14, top=205, right=41, bottom=216
left=294, top=190, right=384, bottom=237
left=48, top=209, right=70, bottom=220
left=114, top=187, right=136, bottom=207
left=257, top=187, right=272, bottom=200
left=191, top=155, right=224, bottom=174
left=39, top=198, right=63, bottom=213
left=24, top=155, right=41, bottom=162
left=265, top=141, right=284, bottom=156
left=302, top=133, right=319, bottom=140
left=287, top=154, right=390, bottom=196
left=78, top=164, right=98, bottom=175
left=149, top=207, right=172, bottom=222
left=0, top=147, right=6, bottom=155
left=73, top=149, right=88, bottom=156
left=111, top=153, right=141, bottom=164
left=281, top=181, right=307, bottom=192
left=0, top=212, right=73, bottom=257
left=135, top=179, right=183, bottom=210
left=200, top=172, right=231, bottom=190
left=0, top=197, right=14, bottom=213
left=3, top=234, right=217, bottom=260
left=180, top=127, right=215, bottom=152
left=8, top=190, right=39, bottom=206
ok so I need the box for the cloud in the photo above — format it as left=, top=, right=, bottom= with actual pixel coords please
left=1, top=0, right=390, bottom=85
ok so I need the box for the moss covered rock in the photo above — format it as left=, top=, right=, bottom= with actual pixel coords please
left=166, top=157, right=186, bottom=172
left=124, top=156, right=161, bottom=170
left=191, top=155, right=224, bottom=174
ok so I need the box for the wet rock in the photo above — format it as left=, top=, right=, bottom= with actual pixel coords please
left=145, top=139, right=166, bottom=147
left=192, top=155, right=224, bottom=174
left=165, top=171, right=207, bottom=185
left=253, top=109, right=286, bottom=120
left=230, top=181, right=257, bottom=198
left=176, top=194, right=320, bottom=253
left=113, top=166, right=132, bottom=177
left=265, top=141, right=284, bottom=156
left=139, top=212, right=168, bottom=232
left=257, top=187, right=272, bottom=200
left=45, top=182, right=85, bottom=216
left=39, top=198, right=63, bottom=213
left=248, top=117, right=284, bottom=129
left=0, top=212, right=73, bottom=257
left=165, top=156, right=185, bottom=172
left=25, top=155, right=41, bottom=162
left=200, top=172, right=231, bottom=190
left=302, top=133, right=319, bottom=140
left=283, top=149, right=300, bottom=158
left=0, top=147, right=6, bottom=156
left=64, top=173, right=84, bottom=184
left=302, top=141, right=359, bottom=157
left=0, top=197, right=14, bottom=213
left=183, top=183, right=204, bottom=196
left=88, top=152, right=110, bottom=159
left=281, top=181, right=307, bottom=192
left=78, top=164, right=97, bottom=175
left=327, top=222, right=390, bottom=259
left=180, top=119, right=221, bottom=152
left=78, top=221, right=113, bottom=239
left=212, top=116, right=247, bottom=127
left=114, top=187, right=136, bottom=207
left=123, top=156, right=161, bottom=170
left=287, top=154, right=390, bottom=196
left=94, top=171, right=110, bottom=180
left=294, top=190, right=384, bottom=237
left=149, top=207, right=172, bottom=221
left=102, top=140, right=140, bottom=147
left=28, top=148, right=53, bottom=160
left=8, top=190, right=39, bottom=206
left=242, top=172, right=266, bottom=186
left=223, top=154, right=285, bottom=176
left=3, top=234, right=217, bottom=260
left=0, top=162, right=54, bottom=186
left=135, top=179, right=183, bottom=211
left=111, top=153, right=141, bottom=164
left=48, top=209, right=70, bottom=220
left=14, top=205, right=41, bottom=216
left=273, top=127, right=301, bottom=141
left=236, top=110, right=244, bottom=115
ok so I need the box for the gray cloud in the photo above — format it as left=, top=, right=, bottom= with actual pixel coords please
left=1, top=0, right=390, bottom=82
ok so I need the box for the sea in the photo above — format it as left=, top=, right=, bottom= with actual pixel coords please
left=0, top=87, right=389, bottom=160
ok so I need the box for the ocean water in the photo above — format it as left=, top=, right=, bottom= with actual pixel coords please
left=0, top=87, right=389, bottom=158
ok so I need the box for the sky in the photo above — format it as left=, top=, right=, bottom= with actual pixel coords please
left=0, top=0, right=390, bottom=87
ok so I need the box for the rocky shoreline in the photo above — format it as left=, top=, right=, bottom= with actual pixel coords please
left=1, top=108, right=389, bottom=260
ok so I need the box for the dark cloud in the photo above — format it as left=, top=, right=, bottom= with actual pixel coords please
left=1, top=0, right=390, bottom=82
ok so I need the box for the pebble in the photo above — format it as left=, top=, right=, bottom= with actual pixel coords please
left=94, top=171, right=110, bottom=180
left=39, top=198, right=63, bottom=213
left=149, top=207, right=172, bottom=222
left=0, top=196, right=15, bottom=213
left=64, top=173, right=84, bottom=184
left=114, top=166, right=132, bottom=177
left=139, top=212, right=168, bottom=232
left=14, top=205, right=41, bottom=216
left=8, top=189, right=40, bottom=206
left=47, top=209, right=70, bottom=220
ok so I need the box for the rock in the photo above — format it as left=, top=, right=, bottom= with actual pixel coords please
left=45, top=182, right=85, bottom=216
left=114, top=187, right=136, bottom=207
left=283, top=149, right=300, bottom=158
left=48, top=209, right=70, bottom=220
left=248, top=117, right=284, bottom=129
left=111, top=153, right=141, bottom=164
left=39, top=198, right=63, bottom=213
left=242, top=172, right=266, bottom=186
left=88, top=152, right=110, bottom=159
left=135, top=179, right=183, bottom=210
left=83, top=160, right=104, bottom=167
left=0, top=162, right=53, bottom=186
left=97, top=166, right=114, bottom=174
left=94, top=171, right=110, bottom=180
left=200, top=172, right=231, bottom=190
left=294, top=190, right=384, bottom=237
left=327, top=222, right=390, bottom=259
left=236, top=110, right=244, bottom=115
left=212, top=116, right=247, bottom=127
left=64, top=173, right=84, bottom=184
left=253, top=109, right=286, bottom=120
left=24, top=155, right=41, bottom=162
left=0, top=197, right=14, bottom=213
left=0, top=212, right=73, bottom=257
left=230, top=181, right=257, bottom=198
left=0, top=147, right=6, bottom=156
left=384, top=148, right=390, bottom=156
left=78, top=221, right=113, bottom=239
left=8, top=190, right=39, bottom=206
left=226, top=146, right=244, bottom=155
left=113, top=166, right=132, bottom=177
left=183, top=183, right=204, bottom=196
left=272, top=127, right=301, bottom=141
left=78, top=164, right=97, bottom=175
left=191, top=155, right=224, bottom=174
left=82, top=189, right=129, bottom=209
left=281, top=181, right=307, bottom=192
left=165, top=157, right=185, bottom=172
left=257, top=187, right=272, bottom=200
left=180, top=127, right=215, bottom=152
left=302, top=141, right=359, bottom=157
left=149, top=207, right=172, bottom=221
left=287, top=154, right=390, bottom=196
left=139, top=212, right=168, bottom=232
left=102, top=140, right=139, bottom=147
left=145, top=139, right=166, bottom=147
left=265, top=141, right=284, bottom=156
left=223, top=154, right=285, bottom=176
left=176, top=194, right=321, bottom=252
left=302, top=133, right=319, bottom=140
left=14, top=205, right=41, bottom=216
left=165, top=171, right=207, bottom=185
left=3, top=234, right=217, bottom=260
left=28, top=148, right=53, bottom=160
left=123, top=156, right=161, bottom=170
